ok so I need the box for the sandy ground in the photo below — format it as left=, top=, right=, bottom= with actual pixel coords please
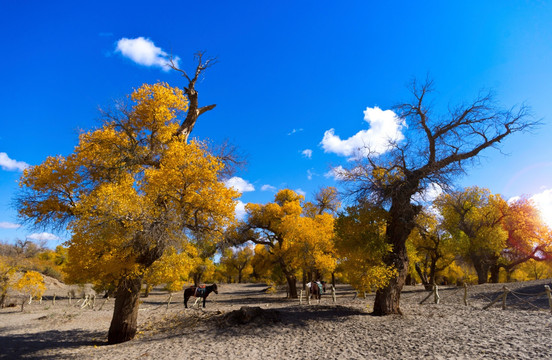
left=1, top=279, right=552, bottom=359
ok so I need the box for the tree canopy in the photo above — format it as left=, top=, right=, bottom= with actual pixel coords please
left=230, top=189, right=337, bottom=298
left=17, top=81, right=239, bottom=343
left=340, top=79, right=537, bottom=314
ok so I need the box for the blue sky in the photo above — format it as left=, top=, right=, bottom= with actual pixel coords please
left=2, top=1, right=552, bottom=247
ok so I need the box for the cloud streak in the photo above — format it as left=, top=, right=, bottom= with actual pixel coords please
left=115, top=37, right=178, bottom=71
left=288, top=128, right=303, bottom=135
left=261, top=184, right=276, bottom=192
left=0, top=222, right=21, bottom=229
left=27, top=232, right=59, bottom=241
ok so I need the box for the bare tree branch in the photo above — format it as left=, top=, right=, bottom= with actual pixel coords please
left=169, top=52, right=218, bottom=142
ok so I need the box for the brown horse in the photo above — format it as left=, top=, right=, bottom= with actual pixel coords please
left=184, top=283, right=218, bottom=308
left=307, top=281, right=326, bottom=302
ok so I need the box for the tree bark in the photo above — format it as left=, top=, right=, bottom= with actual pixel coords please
left=107, top=276, right=143, bottom=344
left=415, top=263, right=432, bottom=290
left=143, top=283, right=152, bottom=298
left=471, top=255, right=489, bottom=284
left=285, top=274, right=298, bottom=298
left=373, top=193, right=419, bottom=315
left=489, top=264, right=500, bottom=283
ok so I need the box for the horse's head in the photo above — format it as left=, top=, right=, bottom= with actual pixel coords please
left=212, top=283, right=218, bottom=294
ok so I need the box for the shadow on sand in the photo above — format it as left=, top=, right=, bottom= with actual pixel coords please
left=0, top=329, right=105, bottom=359
left=474, top=281, right=552, bottom=311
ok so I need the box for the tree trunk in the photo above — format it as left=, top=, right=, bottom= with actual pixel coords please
left=471, top=255, right=489, bottom=284
left=373, top=242, right=409, bottom=315
left=0, top=290, right=7, bottom=308
left=506, top=268, right=513, bottom=282
left=143, top=283, right=152, bottom=298
left=278, top=258, right=298, bottom=298
left=373, top=194, right=419, bottom=315
left=489, top=264, right=500, bottom=283
left=415, top=262, right=431, bottom=290
left=285, top=274, right=298, bottom=298
left=107, top=276, right=143, bottom=344
left=428, top=258, right=438, bottom=285
left=192, top=271, right=203, bottom=287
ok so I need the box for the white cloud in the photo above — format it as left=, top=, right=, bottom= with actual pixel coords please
left=115, top=37, right=178, bottom=71
left=321, top=107, right=405, bottom=160
left=27, top=232, right=59, bottom=241
left=413, top=183, right=444, bottom=204
left=0, top=222, right=21, bottom=229
left=0, top=152, right=29, bottom=172
left=302, top=149, right=313, bottom=159
left=235, top=200, right=247, bottom=220
left=295, top=188, right=306, bottom=197
left=324, top=165, right=347, bottom=180
left=507, top=196, right=521, bottom=204
left=224, top=177, right=255, bottom=193
left=307, top=169, right=313, bottom=180
left=529, top=189, right=552, bottom=227
left=261, top=184, right=277, bottom=192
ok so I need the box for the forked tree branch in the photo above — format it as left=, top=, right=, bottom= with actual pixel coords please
left=168, top=51, right=218, bottom=142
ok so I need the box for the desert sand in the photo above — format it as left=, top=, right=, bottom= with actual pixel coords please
left=1, top=279, right=552, bottom=359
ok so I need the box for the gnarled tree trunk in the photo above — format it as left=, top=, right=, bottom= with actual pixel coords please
left=415, top=262, right=432, bottom=290
left=285, top=274, right=298, bottom=299
left=373, top=193, right=420, bottom=315
left=107, top=276, right=143, bottom=344
left=471, top=255, right=490, bottom=284
left=489, top=264, right=501, bottom=283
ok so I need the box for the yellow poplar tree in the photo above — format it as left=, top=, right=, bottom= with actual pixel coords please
left=17, top=82, right=238, bottom=343
left=0, top=257, right=17, bottom=308
left=498, top=197, right=552, bottom=281
left=409, top=209, right=456, bottom=289
left=232, top=189, right=336, bottom=298
left=143, top=244, right=197, bottom=293
left=15, top=271, right=46, bottom=304
left=220, top=246, right=254, bottom=283
left=250, top=244, right=283, bottom=285
left=435, top=187, right=508, bottom=284
left=334, top=202, right=396, bottom=293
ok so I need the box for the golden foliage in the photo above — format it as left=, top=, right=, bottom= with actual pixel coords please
left=0, top=257, right=17, bottom=305
left=15, top=271, right=46, bottom=300
left=435, top=187, right=508, bottom=260
left=219, top=246, right=254, bottom=283
left=144, top=246, right=196, bottom=292
left=18, top=82, right=239, bottom=289
left=244, top=189, right=338, bottom=280
left=335, top=203, right=396, bottom=292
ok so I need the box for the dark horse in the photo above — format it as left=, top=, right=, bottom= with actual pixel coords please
left=183, top=283, right=218, bottom=308
left=307, top=281, right=326, bottom=302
